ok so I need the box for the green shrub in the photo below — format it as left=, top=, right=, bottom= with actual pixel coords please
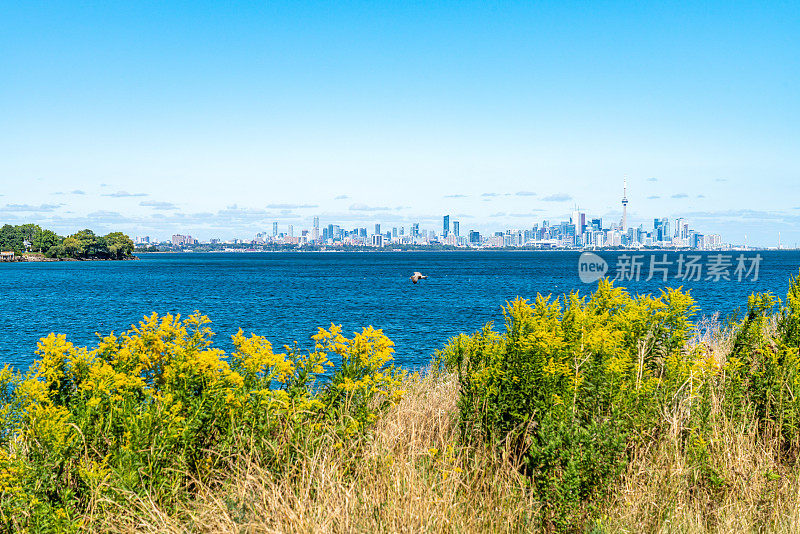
left=437, top=280, right=698, bottom=528
left=0, top=314, right=404, bottom=532
left=439, top=273, right=800, bottom=530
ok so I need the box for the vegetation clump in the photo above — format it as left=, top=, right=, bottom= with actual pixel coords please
left=0, top=316, right=403, bottom=531
left=437, top=274, right=800, bottom=531
left=0, top=224, right=133, bottom=260
left=3, top=275, right=800, bottom=531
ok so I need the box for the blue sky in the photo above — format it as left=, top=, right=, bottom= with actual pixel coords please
left=1, top=1, right=798, bottom=245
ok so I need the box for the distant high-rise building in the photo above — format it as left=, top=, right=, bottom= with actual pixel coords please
left=571, top=210, right=586, bottom=235
left=272, top=222, right=278, bottom=236
left=312, top=216, right=320, bottom=243
left=674, top=218, right=688, bottom=241
left=374, top=223, right=381, bottom=236
left=469, top=230, right=481, bottom=244
left=288, top=225, right=294, bottom=237
left=392, top=227, right=398, bottom=238
left=411, top=223, right=419, bottom=237
left=443, top=215, right=450, bottom=237
left=453, top=221, right=460, bottom=237
left=654, top=218, right=670, bottom=242
left=172, top=234, right=194, bottom=246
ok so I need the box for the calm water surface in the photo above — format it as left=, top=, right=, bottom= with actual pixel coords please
left=1, top=251, right=798, bottom=371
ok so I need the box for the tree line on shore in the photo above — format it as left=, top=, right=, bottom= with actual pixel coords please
left=0, top=223, right=134, bottom=260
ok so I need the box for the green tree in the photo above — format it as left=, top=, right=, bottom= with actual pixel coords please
left=45, top=244, right=66, bottom=258
left=32, top=229, right=60, bottom=253
left=104, top=232, right=134, bottom=259
left=62, top=236, right=84, bottom=258
left=73, top=229, right=98, bottom=258
left=0, top=225, right=24, bottom=254
left=18, top=223, right=42, bottom=246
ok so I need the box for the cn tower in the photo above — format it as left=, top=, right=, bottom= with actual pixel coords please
left=621, top=178, right=629, bottom=233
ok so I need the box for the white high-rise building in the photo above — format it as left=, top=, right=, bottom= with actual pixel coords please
left=571, top=210, right=586, bottom=235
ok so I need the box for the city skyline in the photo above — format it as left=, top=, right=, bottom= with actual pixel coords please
left=147, top=181, right=730, bottom=250
left=2, top=2, right=798, bottom=246
left=0, top=176, right=794, bottom=248
left=155, top=210, right=727, bottom=250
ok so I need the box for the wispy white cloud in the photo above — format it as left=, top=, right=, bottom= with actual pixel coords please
left=140, top=200, right=178, bottom=210
left=678, top=209, right=797, bottom=222
left=102, top=191, right=148, bottom=198
left=541, top=193, right=572, bottom=202
left=4, top=203, right=62, bottom=212
left=53, top=190, right=86, bottom=196
left=265, top=203, right=318, bottom=209
left=87, top=210, right=125, bottom=219
left=349, top=203, right=390, bottom=212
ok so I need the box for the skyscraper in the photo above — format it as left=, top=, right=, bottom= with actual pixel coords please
left=571, top=210, right=586, bottom=235
left=374, top=223, right=381, bottom=236
left=453, top=221, right=460, bottom=237
left=312, top=216, right=320, bottom=243
left=620, top=179, right=629, bottom=233
left=443, top=215, right=450, bottom=237
left=272, top=222, right=278, bottom=236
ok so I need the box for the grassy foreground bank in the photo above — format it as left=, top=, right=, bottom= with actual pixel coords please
left=3, top=277, right=800, bottom=532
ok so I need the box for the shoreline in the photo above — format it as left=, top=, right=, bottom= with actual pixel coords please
left=2, top=254, right=139, bottom=263
left=133, top=247, right=791, bottom=255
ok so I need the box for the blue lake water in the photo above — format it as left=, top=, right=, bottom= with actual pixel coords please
left=1, top=251, right=798, bottom=372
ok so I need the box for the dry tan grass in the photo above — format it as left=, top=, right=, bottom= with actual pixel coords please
left=601, top=317, right=800, bottom=534
left=102, top=372, right=539, bottom=533
left=100, top=354, right=800, bottom=533
left=600, top=423, right=800, bottom=533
